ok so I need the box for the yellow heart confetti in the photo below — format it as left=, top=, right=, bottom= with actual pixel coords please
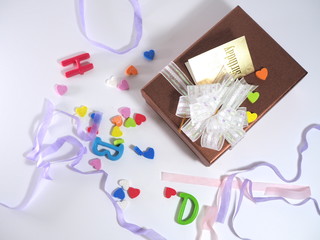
left=247, top=111, right=258, bottom=123
left=75, top=106, right=88, bottom=117
left=111, top=126, right=123, bottom=137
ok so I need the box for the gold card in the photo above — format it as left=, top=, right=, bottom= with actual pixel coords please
left=186, top=36, right=254, bottom=84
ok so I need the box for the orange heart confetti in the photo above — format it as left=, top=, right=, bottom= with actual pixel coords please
left=255, top=67, right=268, bottom=80
left=111, top=115, right=123, bottom=127
left=125, top=65, right=138, bottom=76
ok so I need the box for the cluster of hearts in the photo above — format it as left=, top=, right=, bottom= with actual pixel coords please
left=75, top=104, right=153, bottom=209
left=74, top=104, right=154, bottom=163
left=246, top=67, right=268, bottom=123
left=55, top=50, right=155, bottom=95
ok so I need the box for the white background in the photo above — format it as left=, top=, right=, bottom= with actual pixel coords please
left=0, top=0, right=319, bottom=239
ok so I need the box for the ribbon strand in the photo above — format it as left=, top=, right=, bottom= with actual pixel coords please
left=77, top=0, right=143, bottom=54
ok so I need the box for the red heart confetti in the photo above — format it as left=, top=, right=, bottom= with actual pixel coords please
left=134, top=113, right=146, bottom=125
left=164, top=187, right=177, bottom=198
left=127, top=187, right=140, bottom=199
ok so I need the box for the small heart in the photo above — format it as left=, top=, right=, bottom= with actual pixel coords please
left=118, top=199, right=129, bottom=209
left=124, top=117, right=137, bottom=128
left=247, top=111, right=258, bottom=123
left=113, top=138, right=124, bottom=146
left=111, top=126, right=123, bottom=137
left=127, top=187, right=140, bottom=199
left=75, top=106, right=88, bottom=117
left=125, top=65, right=138, bottom=76
left=247, top=92, right=260, bottom=104
left=133, top=146, right=143, bottom=156
left=87, top=126, right=99, bottom=134
left=113, top=187, right=126, bottom=200
left=255, top=67, right=268, bottom=80
left=164, top=187, right=177, bottom=198
left=111, top=115, right=123, bottom=127
left=143, top=148, right=154, bottom=159
left=105, top=75, right=118, bottom=88
left=55, top=84, right=68, bottom=96
left=117, top=79, right=129, bottom=90
left=118, top=179, right=130, bottom=191
left=118, top=107, right=131, bottom=119
left=134, top=113, right=146, bottom=125
left=143, top=50, right=155, bottom=61
left=88, top=158, right=101, bottom=170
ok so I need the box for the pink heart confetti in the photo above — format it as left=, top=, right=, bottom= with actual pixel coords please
left=88, top=158, right=102, bottom=170
left=117, top=79, right=129, bottom=90
left=55, top=84, right=68, bottom=96
left=118, top=107, right=131, bottom=119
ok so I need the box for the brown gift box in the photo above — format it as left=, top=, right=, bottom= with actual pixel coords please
left=141, top=6, right=307, bottom=166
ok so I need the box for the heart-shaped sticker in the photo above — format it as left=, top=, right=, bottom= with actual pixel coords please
left=75, top=106, right=88, bottom=117
left=127, top=187, right=140, bottom=199
left=247, top=92, right=260, bottom=104
left=118, top=179, right=130, bottom=191
left=255, top=67, right=268, bottom=80
left=143, top=148, right=154, bottom=159
left=88, top=158, right=102, bottom=170
left=55, top=84, right=68, bottom=96
left=143, top=50, right=155, bottom=61
left=124, top=117, right=137, bottom=128
left=164, top=187, right=177, bottom=198
left=105, top=75, right=118, bottom=88
left=134, top=113, right=146, bottom=125
left=113, top=138, right=124, bottom=146
left=111, top=115, right=123, bottom=127
left=247, top=111, right=258, bottom=123
left=111, top=126, right=123, bottom=137
left=113, top=187, right=126, bottom=200
left=118, top=107, right=131, bottom=119
left=125, top=65, right=138, bottom=76
left=117, top=79, right=129, bottom=90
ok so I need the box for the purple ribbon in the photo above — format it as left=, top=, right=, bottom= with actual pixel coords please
left=77, top=0, right=143, bottom=54
left=68, top=166, right=167, bottom=240
left=1, top=99, right=166, bottom=240
left=216, top=124, right=320, bottom=239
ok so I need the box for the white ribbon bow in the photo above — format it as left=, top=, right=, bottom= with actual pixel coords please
left=176, top=75, right=257, bottom=151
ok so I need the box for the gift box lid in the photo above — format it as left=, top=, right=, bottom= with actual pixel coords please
left=141, top=6, right=307, bottom=166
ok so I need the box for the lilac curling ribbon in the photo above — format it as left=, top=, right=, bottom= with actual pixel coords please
left=215, top=124, right=320, bottom=239
left=77, top=0, right=143, bottom=54
left=68, top=165, right=167, bottom=240
left=1, top=99, right=166, bottom=240
left=0, top=100, right=88, bottom=209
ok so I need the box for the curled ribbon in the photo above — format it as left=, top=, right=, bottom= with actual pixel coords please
left=161, top=62, right=257, bottom=151
left=77, top=0, right=142, bottom=54
left=1, top=99, right=166, bottom=240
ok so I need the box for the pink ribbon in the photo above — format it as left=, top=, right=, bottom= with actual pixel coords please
left=162, top=123, right=320, bottom=239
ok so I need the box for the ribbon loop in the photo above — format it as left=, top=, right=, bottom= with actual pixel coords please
left=161, top=61, right=257, bottom=151
left=184, top=76, right=256, bottom=150
left=161, top=62, right=194, bottom=96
